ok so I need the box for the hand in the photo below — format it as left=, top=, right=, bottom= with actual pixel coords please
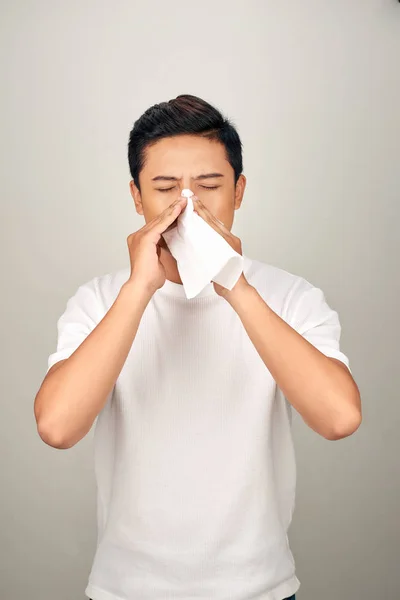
left=192, top=197, right=249, bottom=298
left=126, top=196, right=187, bottom=295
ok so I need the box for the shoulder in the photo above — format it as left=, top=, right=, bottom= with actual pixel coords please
left=92, top=265, right=131, bottom=314
left=243, top=254, right=313, bottom=319
left=67, top=265, right=130, bottom=317
left=243, top=254, right=306, bottom=287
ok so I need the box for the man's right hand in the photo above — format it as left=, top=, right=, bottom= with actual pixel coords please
left=126, top=196, right=187, bottom=295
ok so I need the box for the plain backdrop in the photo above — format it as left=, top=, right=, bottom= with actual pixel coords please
left=1, top=1, right=399, bottom=599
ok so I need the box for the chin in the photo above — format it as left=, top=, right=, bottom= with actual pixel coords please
left=159, top=240, right=172, bottom=256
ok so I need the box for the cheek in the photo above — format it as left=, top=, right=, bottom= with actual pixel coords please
left=201, top=192, right=234, bottom=222
left=141, top=194, right=176, bottom=222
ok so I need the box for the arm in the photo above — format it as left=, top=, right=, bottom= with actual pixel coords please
left=35, top=195, right=188, bottom=450
left=225, top=280, right=362, bottom=441
left=192, top=196, right=361, bottom=442
left=34, top=281, right=151, bottom=449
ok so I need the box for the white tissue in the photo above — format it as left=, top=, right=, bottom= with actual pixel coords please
left=181, top=189, right=195, bottom=199
left=161, top=188, right=244, bottom=299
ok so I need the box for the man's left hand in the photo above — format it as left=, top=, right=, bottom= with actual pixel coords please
left=193, top=197, right=250, bottom=298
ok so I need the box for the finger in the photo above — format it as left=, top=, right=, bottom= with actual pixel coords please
left=140, top=197, right=184, bottom=234
left=193, top=199, right=226, bottom=232
left=214, top=215, right=228, bottom=229
left=151, top=197, right=187, bottom=235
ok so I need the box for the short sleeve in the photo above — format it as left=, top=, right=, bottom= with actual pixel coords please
left=288, top=280, right=352, bottom=374
left=46, top=278, right=100, bottom=373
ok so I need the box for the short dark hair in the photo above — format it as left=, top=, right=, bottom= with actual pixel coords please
left=127, top=94, right=243, bottom=191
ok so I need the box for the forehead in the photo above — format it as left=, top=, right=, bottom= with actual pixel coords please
left=141, top=134, right=231, bottom=178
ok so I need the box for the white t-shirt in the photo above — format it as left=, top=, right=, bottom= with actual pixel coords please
left=47, top=255, right=351, bottom=600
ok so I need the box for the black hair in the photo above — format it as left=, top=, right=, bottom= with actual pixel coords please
left=127, top=94, right=243, bottom=191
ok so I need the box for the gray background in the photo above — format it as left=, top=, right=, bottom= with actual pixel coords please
left=1, top=1, right=399, bottom=599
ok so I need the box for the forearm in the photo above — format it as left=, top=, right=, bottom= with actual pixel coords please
left=35, top=280, right=151, bottom=448
left=226, top=283, right=361, bottom=440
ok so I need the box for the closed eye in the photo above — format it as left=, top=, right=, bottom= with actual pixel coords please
left=157, top=185, right=220, bottom=193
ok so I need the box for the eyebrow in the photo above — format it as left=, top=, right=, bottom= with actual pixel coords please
left=196, top=173, right=224, bottom=180
left=151, top=173, right=224, bottom=182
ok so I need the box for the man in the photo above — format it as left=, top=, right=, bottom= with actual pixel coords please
left=34, top=94, right=362, bottom=600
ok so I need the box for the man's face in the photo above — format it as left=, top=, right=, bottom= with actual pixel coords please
left=129, top=134, right=246, bottom=232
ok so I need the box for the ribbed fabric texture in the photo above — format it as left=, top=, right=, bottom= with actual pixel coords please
left=47, top=255, right=350, bottom=600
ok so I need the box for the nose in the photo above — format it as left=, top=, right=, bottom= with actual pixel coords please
left=178, top=177, right=195, bottom=195
left=180, top=188, right=194, bottom=199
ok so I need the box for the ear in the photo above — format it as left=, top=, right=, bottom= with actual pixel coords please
left=234, top=174, right=246, bottom=210
left=129, top=179, right=144, bottom=215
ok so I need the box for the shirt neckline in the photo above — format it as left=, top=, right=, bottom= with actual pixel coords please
left=157, top=254, right=250, bottom=299
left=158, top=279, right=216, bottom=298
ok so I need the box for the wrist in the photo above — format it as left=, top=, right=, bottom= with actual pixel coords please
left=223, top=279, right=257, bottom=307
left=120, top=278, right=154, bottom=306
